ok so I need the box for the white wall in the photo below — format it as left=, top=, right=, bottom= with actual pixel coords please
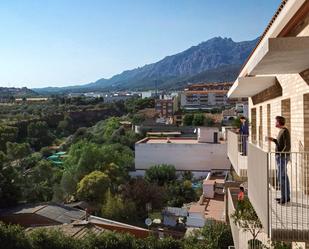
left=135, top=142, right=230, bottom=171
left=197, top=127, right=219, bottom=143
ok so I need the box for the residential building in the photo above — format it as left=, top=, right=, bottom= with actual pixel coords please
left=15, top=97, right=48, bottom=103
left=155, top=95, right=181, bottom=124
left=155, top=98, right=174, bottom=118
left=0, top=203, right=150, bottom=238
left=180, top=82, right=246, bottom=110
left=227, top=0, right=309, bottom=247
left=134, top=128, right=230, bottom=173
left=26, top=221, right=106, bottom=239
left=222, top=107, right=237, bottom=126
left=103, top=92, right=138, bottom=103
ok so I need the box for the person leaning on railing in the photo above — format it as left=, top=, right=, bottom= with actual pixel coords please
left=267, top=116, right=291, bottom=204
left=239, top=116, right=249, bottom=156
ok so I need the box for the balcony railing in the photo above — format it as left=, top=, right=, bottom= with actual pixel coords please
left=227, top=188, right=269, bottom=249
left=227, top=188, right=240, bottom=249
left=247, top=143, right=309, bottom=242
left=227, top=130, right=248, bottom=177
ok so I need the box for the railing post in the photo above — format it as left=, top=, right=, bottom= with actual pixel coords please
left=267, top=152, right=270, bottom=239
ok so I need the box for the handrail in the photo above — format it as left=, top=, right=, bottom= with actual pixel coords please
left=248, top=143, right=309, bottom=241
left=227, top=130, right=248, bottom=177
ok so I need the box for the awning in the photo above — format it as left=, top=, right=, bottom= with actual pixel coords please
left=228, top=76, right=278, bottom=98
left=247, top=37, right=309, bottom=75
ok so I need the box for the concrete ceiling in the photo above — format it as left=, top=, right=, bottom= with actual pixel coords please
left=248, top=37, right=309, bottom=75
left=228, top=76, right=278, bottom=98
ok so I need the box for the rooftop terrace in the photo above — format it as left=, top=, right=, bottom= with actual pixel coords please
left=137, top=137, right=199, bottom=144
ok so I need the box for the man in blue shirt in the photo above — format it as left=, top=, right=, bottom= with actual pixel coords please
left=239, top=116, right=249, bottom=156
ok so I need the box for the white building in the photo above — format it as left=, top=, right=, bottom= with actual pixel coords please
left=134, top=135, right=230, bottom=172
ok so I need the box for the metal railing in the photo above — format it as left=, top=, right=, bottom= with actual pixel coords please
left=227, top=188, right=269, bottom=249
left=248, top=143, right=309, bottom=242
left=227, top=130, right=248, bottom=177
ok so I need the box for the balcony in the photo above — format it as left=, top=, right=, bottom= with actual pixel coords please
left=247, top=143, right=309, bottom=242
left=227, top=188, right=269, bottom=249
left=227, top=130, right=248, bottom=178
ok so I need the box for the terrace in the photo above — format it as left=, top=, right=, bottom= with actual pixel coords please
left=248, top=143, right=309, bottom=242
left=138, top=137, right=199, bottom=144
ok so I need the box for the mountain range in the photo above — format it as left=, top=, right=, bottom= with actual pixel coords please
left=34, top=36, right=258, bottom=94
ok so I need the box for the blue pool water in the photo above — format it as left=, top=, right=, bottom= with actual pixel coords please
left=192, top=182, right=202, bottom=189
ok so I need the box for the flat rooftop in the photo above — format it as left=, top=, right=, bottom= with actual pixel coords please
left=137, top=137, right=199, bottom=144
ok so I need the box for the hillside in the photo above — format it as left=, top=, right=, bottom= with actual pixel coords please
left=35, top=36, right=258, bottom=93
left=0, top=87, right=38, bottom=99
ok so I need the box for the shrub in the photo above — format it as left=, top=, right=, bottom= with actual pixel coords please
left=77, top=170, right=110, bottom=203
left=192, top=113, right=205, bottom=126
left=145, top=164, right=176, bottom=186
left=101, top=190, right=137, bottom=222
left=28, top=228, right=80, bottom=249
left=0, top=222, right=31, bottom=249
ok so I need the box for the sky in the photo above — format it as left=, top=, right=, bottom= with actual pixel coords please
left=0, top=0, right=281, bottom=88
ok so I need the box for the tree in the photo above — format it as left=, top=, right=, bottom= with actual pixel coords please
left=0, top=125, right=18, bottom=151
left=125, top=97, right=155, bottom=113
left=110, top=128, right=140, bottom=149
left=6, top=142, right=31, bottom=160
left=192, top=113, right=205, bottom=126
left=131, top=114, right=145, bottom=125
left=183, top=114, right=194, bottom=126
left=62, top=141, right=133, bottom=195
left=103, top=162, right=128, bottom=191
left=181, top=171, right=193, bottom=181
left=145, top=164, right=176, bottom=186
left=101, top=190, right=137, bottom=222
left=27, top=121, right=55, bottom=150
left=143, top=236, right=183, bottom=249
left=167, top=180, right=197, bottom=207
left=83, top=231, right=135, bottom=249
left=184, top=221, right=233, bottom=249
left=77, top=170, right=110, bottom=203
left=231, top=198, right=263, bottom=248
left=204, top=117, right=214, bottom=127
left=40, top=147, right=54, bottom=157
left=19, top=152, right=42, bottom=170
left=0, top=222, right=31, bottom=249
left=23, top=160, right=61, bottom=203
left=57, top=115, right=73, bottom=136
left=121, top=178, right=166, bottom=217
left=101, top=117, right=121, bottom=140
left=0, top=152, right=22, bottom=207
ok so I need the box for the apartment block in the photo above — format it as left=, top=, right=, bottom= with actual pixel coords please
left=180, top=82, right=246, bottom=110
left=227, top=0, right=309, bottom=247
left=155, top=98, right=174, bottom=118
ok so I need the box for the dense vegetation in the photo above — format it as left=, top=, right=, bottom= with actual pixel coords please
left=0, top=221, right=233, bottom=249
left=182, top=113, right=214, bottom=127
left=0, top=98, right=142, bottom=208
left=0, top=96, right=200, bottom=225
left=0, top=95, right=237, bottom=249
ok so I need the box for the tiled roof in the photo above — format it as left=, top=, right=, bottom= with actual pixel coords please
left=26, top=221, right=105, bottom=239
left=0, top=203, right=86, bottom=224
